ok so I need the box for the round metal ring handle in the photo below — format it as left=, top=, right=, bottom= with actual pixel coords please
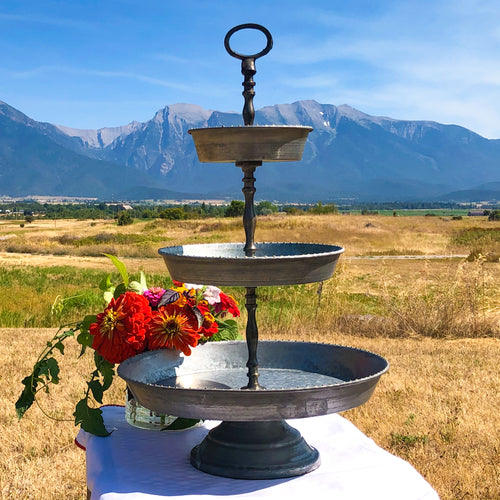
left=224, top=23, right=273, bottom=60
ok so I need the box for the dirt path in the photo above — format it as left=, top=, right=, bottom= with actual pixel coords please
left=0, top=252, right=166, bottom=272
left=0, top=251, right=470, bottom=272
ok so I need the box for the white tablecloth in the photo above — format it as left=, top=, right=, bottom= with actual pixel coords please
left=76, top=406, right=439, bottom=500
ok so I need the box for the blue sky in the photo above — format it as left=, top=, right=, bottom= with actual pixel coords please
left=2, top=0, right=500, bottom=138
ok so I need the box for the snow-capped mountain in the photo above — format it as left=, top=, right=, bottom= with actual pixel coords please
left=1, top=99, right=499, bottom=201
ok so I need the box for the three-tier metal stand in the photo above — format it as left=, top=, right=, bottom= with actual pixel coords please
left=118, top=24, right=388, bottom=480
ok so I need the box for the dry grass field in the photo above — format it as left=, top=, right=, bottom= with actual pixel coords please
left=1, top=213, right=499, bottom=499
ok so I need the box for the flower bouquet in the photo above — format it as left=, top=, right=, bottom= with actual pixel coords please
left=16, top=254, right=241, bottom=436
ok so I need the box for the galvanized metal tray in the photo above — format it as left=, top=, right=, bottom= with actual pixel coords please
left=188, top=125, right=312, bottom=163
left=158, top=242, right=344, bottom=287
left=118, top=341, right=389, bottom=422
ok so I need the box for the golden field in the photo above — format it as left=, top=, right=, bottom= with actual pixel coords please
left=0, top=213, right=499, bottom=499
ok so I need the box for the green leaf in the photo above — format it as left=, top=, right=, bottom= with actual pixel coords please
left=15, top=375, right=37, bottom=419
left=16, top=329, right=74, bottom=420
left=113, top=283, right=127, bottom=299
left=46, top=357, right=60, bottom=384
left=57, top=328, right=75, bottom=341
left=128, top=280, right=144, bottom=294
left=74, top=400, right=110, bottom=437
left=87, top=380, right=104, bottom=404
left=210, top=319, right=242, bottom=341
left=77, top=330, right=93, bottom=348
left=37, top=359, right=50, bottom=379
left=53, top=341, right=65, bottom=355
left=99, top=273, right=113, bottom=292
left=95, top=353, right=115, bottom=392
left=163, top=417, right=201, bottom=431
left=103, top=254, right=129, bottom=287
left=77, top=329, right=93, bottom=357
left=81, top=315, right=97, bottom=332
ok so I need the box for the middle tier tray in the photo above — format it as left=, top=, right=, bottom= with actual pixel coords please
left=159, top=242, right=344, bottom=287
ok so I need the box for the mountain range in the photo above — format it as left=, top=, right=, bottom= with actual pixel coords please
left=1, top=99, right=499, bottom=202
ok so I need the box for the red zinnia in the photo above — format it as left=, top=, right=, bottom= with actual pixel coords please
left=148, top=304, right=201, bottom=356
left=214, top=292, right=240, bottom=317
left=89, top=292, right=152, bottom=364
left=197, top=303, right=219, bottom=337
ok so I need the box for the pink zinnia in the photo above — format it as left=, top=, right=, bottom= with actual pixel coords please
left=143, top=287, right=166, bottom=308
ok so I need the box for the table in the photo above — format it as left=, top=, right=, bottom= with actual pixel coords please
left=76, top=406, right=439, bottom=500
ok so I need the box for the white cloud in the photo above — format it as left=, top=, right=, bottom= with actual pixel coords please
left=5, top=65, right=194, bottom=92
left=266, top=1, right=500, bottom=138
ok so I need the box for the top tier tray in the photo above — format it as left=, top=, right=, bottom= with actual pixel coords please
left=188, top=125, right=312, bottom=163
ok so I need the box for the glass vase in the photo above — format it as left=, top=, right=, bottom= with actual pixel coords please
left=125, top=388, right=202, bottom=431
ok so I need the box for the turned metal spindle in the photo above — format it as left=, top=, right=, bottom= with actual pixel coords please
left=238, top=161, right=260, bottom=257
left=238, top=162, right=262, bottom=389
left=241, top=58, right=256, bottom=126
left=242, top=286, right=263, bottom=390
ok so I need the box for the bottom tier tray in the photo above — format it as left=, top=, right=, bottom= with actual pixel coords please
left=118, top=341, right=389, bottom=421
left=118, top=341, right=388, bottom=479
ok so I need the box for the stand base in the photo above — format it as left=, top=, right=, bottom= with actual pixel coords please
left=190, top=420, right=320, bottom=479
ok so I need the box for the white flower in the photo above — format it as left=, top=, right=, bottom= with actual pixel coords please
left=184, top=283, right=204, bottom=290
left=203, top=285, right=221, bottom=305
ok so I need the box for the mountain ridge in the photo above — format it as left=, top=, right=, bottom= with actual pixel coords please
left=1, top=99, right=499, bottom=202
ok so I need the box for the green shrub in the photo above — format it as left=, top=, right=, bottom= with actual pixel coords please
left=488, top=210, right=500, bottom=221
left=117, top=211, right=133, bottom=226
left=159, top=207, right=186, bottom=220
left=225, top=200, right=245, bottom=217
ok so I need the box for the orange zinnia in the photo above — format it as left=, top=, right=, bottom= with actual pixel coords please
left=148, top=304, right=201, bottom=355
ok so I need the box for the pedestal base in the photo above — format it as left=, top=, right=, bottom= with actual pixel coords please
left=190, top=420, right=320, bottom=479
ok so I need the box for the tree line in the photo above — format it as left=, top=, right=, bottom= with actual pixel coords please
left=0, top=200, right=339, bottom=224
left=1, top=200, right=498, bottom=225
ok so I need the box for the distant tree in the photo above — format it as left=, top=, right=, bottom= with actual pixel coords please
left=256, top=201, right=278, bottom=216
left=117, top=211, right=133, bottom=226
left=283, top=206, right=304, bottom=216
left=488, top=210, right=500, bottom=221
left=225, top=200, right=245, bottom=218
left=159, top=207, right=186, bottom=220
left=309, top=201, right=338, bottom=215
left=141, top=209, right=154, bottom=219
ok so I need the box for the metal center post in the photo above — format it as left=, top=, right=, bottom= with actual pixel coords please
left=225, top=25, right=273, bottom=391
left=238, top=160, right=263, bottom=389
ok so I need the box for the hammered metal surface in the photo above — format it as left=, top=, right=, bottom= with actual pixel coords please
left=117, top=341, right=389, bottom=421
left=188, top=126, right=312, bottom=163
left=158, top=242, right=344, bottom=286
